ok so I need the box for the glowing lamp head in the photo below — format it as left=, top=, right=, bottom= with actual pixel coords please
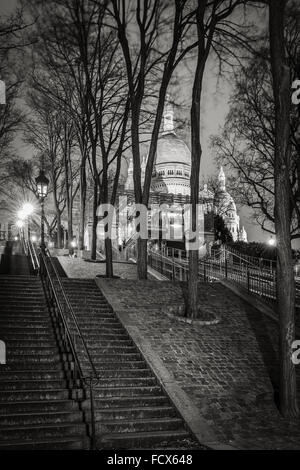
left=22, top=203, right=34, bottom=216
left=268, top=237, right=276, bottom=246
left=70, top=240, right=77, bottom=248
left=17, top=209, right=26, bottom=220
left=31, top=235, right=37, bottom=242
left=35, top=170, right=49, bottom=199
left=16, top=220, right=24, bottom=229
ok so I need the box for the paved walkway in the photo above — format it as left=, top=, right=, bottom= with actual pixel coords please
left=55, top=257, right=300, bottom=449
left=57, top=256, right=148, bottom=280
left=96, top=279, right=300, bottom=450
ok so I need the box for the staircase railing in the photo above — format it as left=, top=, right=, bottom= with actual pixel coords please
left=39, top=249, right=99, bottom=450
left=27, top=241, right=40, bottom=273
left=148, top=246, right=279, bottom=302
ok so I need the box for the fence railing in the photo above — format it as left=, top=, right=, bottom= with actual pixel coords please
left=217, top=245, right=277, bottom=271
left=148, top=249, right=189, bottom=281
left=27, top=240, right=40, bottom=273
left=148, top=247, right=277, bottom=303
left=39, top=249, right=98, bottom=449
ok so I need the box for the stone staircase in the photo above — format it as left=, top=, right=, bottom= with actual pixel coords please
left=61, top=278, right=200, bottom=449
left=0, top=276, right=89, bottom=449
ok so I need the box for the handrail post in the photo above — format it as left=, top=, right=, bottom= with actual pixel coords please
left=89, top=377, right=96, bottom=450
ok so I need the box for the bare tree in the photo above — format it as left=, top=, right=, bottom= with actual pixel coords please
left=110, top=0, right=202, bottom=279
left=186, top=0, right=248, bottom=317
left=269, top=0, right=298, bottom=417
left=211, top=17, right=300, bottom=239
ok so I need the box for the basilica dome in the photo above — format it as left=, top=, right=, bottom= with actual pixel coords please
left=213, top=167, right=237, bottom=215
left=214, top=190, right=237, bottom=213
left=155, top=132, right=191, bottom=168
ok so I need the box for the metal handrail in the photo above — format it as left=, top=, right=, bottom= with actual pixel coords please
left=44, top=248, right=98, bottom=378
left=27, top=241, right=39, bottom=272
left=39, top=249, right=98, bottom=449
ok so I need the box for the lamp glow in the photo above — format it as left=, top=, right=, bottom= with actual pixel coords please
left=268, top=237, right=276, bottom=246
left=22, top=203, right=34, bottom=216
left=16, top=220, right=24, bottom=229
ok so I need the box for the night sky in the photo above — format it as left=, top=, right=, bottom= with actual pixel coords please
left=0, top=0, right=284, bottom=246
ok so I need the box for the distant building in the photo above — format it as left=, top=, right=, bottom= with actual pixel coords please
left=77, top=98, right=246, bottom=253
left=214, top=167, right=247, bottom=242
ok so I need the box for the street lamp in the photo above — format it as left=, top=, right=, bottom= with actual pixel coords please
left=17, top=203, right=34, bottom=241
left=268, top=236, right=276, bottom=246
left=35, top=170, right=49, bottom=253
left=16, top=220, right=24, bottom=229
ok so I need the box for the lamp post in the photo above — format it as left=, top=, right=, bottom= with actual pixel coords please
left=268, top=236, right=276, bottom=246
left=17, top=204, right=34, bottom=243
left=22, top=203, right=34, bottom=241
left=16, top=220, right=24, bottom=242
left=35, top=170, right=49, bottom=253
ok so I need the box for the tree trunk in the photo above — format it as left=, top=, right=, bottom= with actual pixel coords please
left=105, top=237, right=113, bottom=278
left=56, top=210, right=62, bottom=249
left=187, top=4, right=206, bottom=318
left=91, top=181, right=98, bottom=261
left=269, top=0, right=298, bottom=417
left=68, top=201, right=73, bottom=256
left=137, top=238, right=148, bottom=279
left=79, top=164, right=86, bottom=251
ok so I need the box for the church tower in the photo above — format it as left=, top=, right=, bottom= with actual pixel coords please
left=218, top=166, right=226, bottom=191
left=125, top=157, right=134, bottom=190
left=162, top=95, right=175, bottom=135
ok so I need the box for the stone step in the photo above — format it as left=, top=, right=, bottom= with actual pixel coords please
left=0, top=389, right=71, bottom=402
left=77, top=325, right=124, bottom=333
left=5, top=347, right=58, bottom=356
left=80, top=353, right=141, bottom=363
left=85, top=339, right=133, bottom=348
left=0, top=298, right=44, bottom=303
left=0, top=399, right=78, bottom=414
left=78, top=346, right=137, bottom=355
left=1, top=363, right=63, bottom=371
left=81, top=333, right=129, bottom=341
left=0, top=287, right=44, bottom=293
left=0, top=307, right=48, bottom=314
left=0, top=422, right=87, bottom=441
left=83, top=395, right=169, bottom=409
left=0, top=314, right=49, bottom=321
left=0, top=379, right=67, bottom=391
left=0, top=436, right=87, bottom=450
left=74, top=314, right=115, bottom=320
left=3, top=354, right=61, bottom=363
left=89, top=405, right=177, bottom=422
left=96, top=417, right=183, bottom=434
left=99, top=429, right=191, bottom=449
left=82, top=368, right=153, bottom=379
left=3, top=340, right=57, bottom=348
left=93, top=377, right=157, bottom=388
left=0, top=318, right=51, bottom=325
left=0, top=410, right=84, bottom=427
left=71, top=319, right=120, bottom=326
left=89, top=386, right=162, bottom=399
left=0, top=323, right=52, bottom=330
left=0, top=295, right=45, bottom=302
left=82, top=360, right=146, bottom=370
left=1, top=334, right=55, bottom=343
left=0, top=370, right=65, bottom=381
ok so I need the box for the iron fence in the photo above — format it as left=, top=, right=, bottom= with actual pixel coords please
left=147, top=247, right=277, bottom=303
